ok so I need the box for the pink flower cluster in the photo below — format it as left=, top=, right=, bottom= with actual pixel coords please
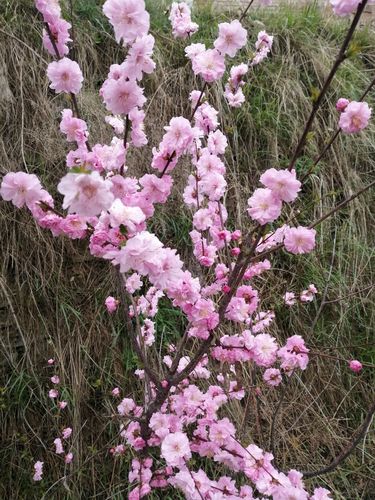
left=337, top=99, right=372, bottom=134
left=169, top=2, right=198, bottom=39
left=330, top=0, right=375, bottom=16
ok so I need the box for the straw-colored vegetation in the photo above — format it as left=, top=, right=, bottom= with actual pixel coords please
left=0, top=0, right=374, bottom=498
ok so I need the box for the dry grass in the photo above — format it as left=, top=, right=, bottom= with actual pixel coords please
left=0, top=0, right=375, bottom=498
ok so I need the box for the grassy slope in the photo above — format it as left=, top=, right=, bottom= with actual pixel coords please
left=0, top=0, right=374, bottom=498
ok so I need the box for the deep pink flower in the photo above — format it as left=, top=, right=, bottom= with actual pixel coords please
left=349, top=359, right=363, bottom=373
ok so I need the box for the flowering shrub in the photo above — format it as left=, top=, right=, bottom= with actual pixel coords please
left=1, top=0, right=374, bottom=498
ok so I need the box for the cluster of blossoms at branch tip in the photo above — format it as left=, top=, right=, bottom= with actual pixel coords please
left=1, top=0, right=372, bottom=498
left=169, top=2, right=198, bottom=39
left=330, top=0, right=375, bottom=16
left=336, top=98, right=372, bottom=134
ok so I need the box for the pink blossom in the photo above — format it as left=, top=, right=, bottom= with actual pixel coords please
left=47, top=358, right=55, bottom=365
left=311, top=488, right=333, bottom=499
left=105, top=115, right=125, bottom=135
left=125, top=273, right=143, bottom=294
left=58, top=401, right=68, bottom=409
left=117, top=398, right=136, bottom=415
left=253, top=334, right=278, bottom=367
left=260, top=168, right=301, bottom=202
left=108, top=199, right=145, bottom=231
left=60, top=109, right=88, bottom=144
left=126, top=34, right=155, bottom=80
left=111, top=387, right=121, bottom=397
left=169, top=2, right=199, bottom=39
left=284, top=226, right=316, bottom=254
left=0, top=172, right=45, bottom=209
left=284, top=292, right=296, bottom=306
left=43, top=18, right=72, bottom=57
left=163, top=117, right=197, bottom=155
left=49, top=389, right=58, bottom=399
left=50, top=375, right=60, bottom=384
left=214, top=20, right=247, bottom=57
left=103, top=0, right=150, bottom=45
left=192, top=49, right=225, bottom=83
left=62, top=427, right=72, bottom=439
left=349, top=359, right=363, bottom=373
left=53, top=438, right=64, bottom=454
left=336, top=97, right=350, bottom=112
left=58, top=172, right=114, bottom=216
left=263, top=368, right=282, bottom=386
left=339, top=101, right=372, bottom=134
left=161, top=432, right=191, bottom=467
left=65, top=452, right=74, bottom=464
left=101, top=78, right=146, bottom=115
left=140, top=174, right=173, bottom=204
left=207, top=130, right=228, bottom=155
left=247, top=188, right=282, bottom=225
left=330, top=0, right=362, bottom=16
left=33, top=461, right=44, bottom=482
left=105, top=296, right=119, bottom=313
left=47, top=57, right=83, bottom=94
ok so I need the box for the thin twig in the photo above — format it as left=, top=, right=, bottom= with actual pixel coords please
left=302, top=400, right=375, bottom=478
left=288, top=0, right=369, bottom=170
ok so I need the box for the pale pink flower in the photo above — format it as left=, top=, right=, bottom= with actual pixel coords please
left=33, top=461, right=44, bottom=482
left=47, top=57, right=83, bottom=94
left=62, top=427, right=72, bottom=439
left=349, top=359, right=363, bottom=373
left=42, top=18, right=72, bottom=57
left=108, top=199, right=145, bottom=232
left=336, top=97, right=350, bottom=112
left=284, top=226, right=316, bottom=254
left=260, top=168, right=301, bottom=202
left=284, top=292, right=296, bottom=306
left=126, top=34, right=156, bottom=80
left=111, top=387, right=120, bottom=397
left=58, top=401, right=68, bottom=409
left=50, top=375, right=60, bottom=384
left=253, top=333, right=278, bottom=367
left=263, top=368, right=282, bottom=386
left=161, top=432, right=191, bottom=467
left=106, top=231, right=163, bottom=275
left=58, top=171, right=114, bottom=216
left=105, top=115, right=125, bottom=135
left=247, top=188, right=282, bottom=225
left=53, top=438, right=64, bottom=454
left=65, top=452, right=74, bottom=464
left=0, top=172, right=44, bottom=209
left=49, top=389, right=58, bottom=399
left=192, top=49, right=225, bottom=83
left=330, top=0, right=362, bottom=16
left=102, top=78, right=146, bottom=115
left=105, top=296, right=119, bottom=313
left=311, top=487, right=333, bottom=500
left=125, top=273, right=143, bottom=294
left=103, top=0, right=150, bottom=45
left=47, top=358, right=55, bottom=365
left=185, top=43, right=206, bottom=61
left=214, top=20, right=247, bottom=57
left=169, top=2, right=198, bottom=39
left=339, top=101, right=372, bottom=134
left=60, top=109, right=88, bottom=143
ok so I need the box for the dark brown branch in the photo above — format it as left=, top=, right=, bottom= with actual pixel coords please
left=239, top=0, right=255, bottom=22
left=302, top=400, right=375, bottom=478
left=301, top=73, right=375, bottom=183
left=288, top=0, right=369, bottom=171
